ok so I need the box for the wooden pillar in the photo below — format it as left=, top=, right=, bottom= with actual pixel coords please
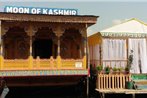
left=100, top=44, right=102, bottom=65
left=54, top=26, right=64, bottom=69
left=0, top=20, right=3, bottom=70
left=80, top=24, right=87, bottom=69
left=0, top=21, right=8, bottom=70
left=29, top=36, right=32, bottom=56
left=126, top=38, right=129, bottom=68
left=57, top=36, right=61, bottom=69
left=100, top=93, right=105, bottom=98
left=25, top=24, right=37, bottom=69
left=132, top=94, right=135, bottom=98
left=80, top=24, right=89, bottom=97
left=57, top=36, right=60, bottom=56
left=0, top=21, right=2, bottom=56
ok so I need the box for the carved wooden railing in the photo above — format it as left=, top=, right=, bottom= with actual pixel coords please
left=3, top=59, right=29, bottom=70
left=97, top=74, right=131, bottom=89
left=0, top=56, right=86, bottom=70
left=33, top=57, right=57, bottom=69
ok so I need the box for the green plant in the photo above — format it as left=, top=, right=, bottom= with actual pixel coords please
left=105, top=65, right=110, bottom=74
left=118, top=67, right=124, bottom=74
left=96, top=65, right=103, bottom=73
left=113, top=66, right=117, bottom=72
left=126, top=50, right=133, bottom=73
left=118, top=67, right=124, bottom=71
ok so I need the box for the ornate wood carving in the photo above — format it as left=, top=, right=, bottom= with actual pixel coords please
left=1, top=26, right=9, bottom=36
left=25, top=25, right=38, bottom=36
left=0, top=13, right=98, bottom=24
left=0, top=16, right=91, bottom=59
left=53, top=26, right=64, bottom=37
left=80, top=28, right=87, bottom=38
left=79, top=24, right=87, bottom=37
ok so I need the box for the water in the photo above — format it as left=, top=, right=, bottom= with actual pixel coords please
left=6, top=85, right=87, bottom=98
left=4, top=82, right=147, bottom=98
left=5, top=85, right=147, bottom=98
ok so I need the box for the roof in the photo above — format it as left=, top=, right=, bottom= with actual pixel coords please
left=0, top=12, right=98, bottom=25
left=88, top=18, right=147, bottom=46
left=88, top=33, right=102, bottom=46
left=100, top=18, right=147, bottom=37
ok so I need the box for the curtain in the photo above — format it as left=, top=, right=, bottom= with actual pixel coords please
left=129, top=38, right=147, bottom=73
left=89, top=44, right=100, bottom=67
left=102, top=39, right=127, bottom=68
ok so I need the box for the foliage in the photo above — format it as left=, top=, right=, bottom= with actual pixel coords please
left=104, top=65, right=111, bottom=74
left=113, top=65, right=118, bottom=72
left=126, top=50, right=133, bottom=72
left=96, top=65, right=103, bottom=72
left=118, top=67, right=124, bottom=72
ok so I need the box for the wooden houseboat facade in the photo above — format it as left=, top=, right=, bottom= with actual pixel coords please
left=0, top=12, right=98, bottom=87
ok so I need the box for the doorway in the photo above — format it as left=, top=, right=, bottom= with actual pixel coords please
left=33, top=39, right=53, bottom=59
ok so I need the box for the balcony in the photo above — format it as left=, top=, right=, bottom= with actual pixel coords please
left=0, top=56, right=86, bottom=70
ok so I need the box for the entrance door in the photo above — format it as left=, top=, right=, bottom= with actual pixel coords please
left=33, top=39, right=53, bottom=59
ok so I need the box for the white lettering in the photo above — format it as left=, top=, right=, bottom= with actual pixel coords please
left=64, top=10, right=70, bottom=15
left=58, top=10, right=63, bottom=15
left=6, top=7, right=30, bottom=14
left=48, top=9, right=53, bottom=15
left=18, top=8, right=24, bottom=13
left=4, top=6, right=78, bottom=15
left=31, top=8, right=37, bottom=14
left=53, top=9, right=58, bottom=15
left=69, top=10, right=72, bottom=15
left=6, top=7, right=13, bottom=13
left=36, top=8, right=41, bottom=14
left=43, top=9, right=48, bottom=14
left=13, top=7, right=18, bottom=13
left=23, top=8, right=29, bottom=13
left=72, top=10, right=77, bottom=15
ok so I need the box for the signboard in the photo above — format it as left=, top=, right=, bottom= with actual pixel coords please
left=4, top=6, right=78, bottom=15
left=75, top=62, right=82, bottom=68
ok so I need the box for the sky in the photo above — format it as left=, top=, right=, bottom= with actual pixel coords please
left=0, top=0, right=147, bottom=36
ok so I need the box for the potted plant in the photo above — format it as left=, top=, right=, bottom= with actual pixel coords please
left=125, top=66, right=130, bottom=74
left=118, top=67, right=124, bottom=74
left=96, top=65, right=103, bottom=74
left=112, top=66, right=118, bottom=74
left=104, top=65, right=110, bottom=74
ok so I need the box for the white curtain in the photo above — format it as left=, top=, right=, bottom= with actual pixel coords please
left=89, top=44, right=100, bottom=67
left=129, top=38, right=147, bottom=73
left=102, top=39, right=127, bottom=68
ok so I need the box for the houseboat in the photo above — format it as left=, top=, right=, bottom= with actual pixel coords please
left=0, top=9, right=98, bottom=87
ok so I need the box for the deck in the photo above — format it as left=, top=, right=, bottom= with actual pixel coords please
left=96, top=74, right=147, bottom=98
left=96, top=89, right=147, bottom=98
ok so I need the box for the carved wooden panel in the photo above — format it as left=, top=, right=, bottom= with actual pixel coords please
left=60, top=29, right=84, bottom=59
left=4, top=27, right=29, bottom=59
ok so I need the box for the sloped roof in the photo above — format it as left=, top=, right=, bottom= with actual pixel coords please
left=100, top=18, right=147, bottom=37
